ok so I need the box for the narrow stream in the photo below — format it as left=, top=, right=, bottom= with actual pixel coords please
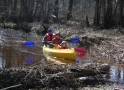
left=0, top=29, right=124, bottom=87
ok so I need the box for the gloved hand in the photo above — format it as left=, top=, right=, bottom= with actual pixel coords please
left=42, top=41, right=54, bottom=48
left=48, top=42, right=54, bottom=48
left=47, top=41, right=52, bottom=43
left=42, top=41, right=48, bottom=47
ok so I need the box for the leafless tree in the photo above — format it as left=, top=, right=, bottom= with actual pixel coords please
left=67, top=0, right=73, bottom=20
left=0, top=0, right=123, bottom=29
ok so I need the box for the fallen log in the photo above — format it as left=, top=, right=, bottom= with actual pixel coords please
left=0, top=63, right=110, bottom=89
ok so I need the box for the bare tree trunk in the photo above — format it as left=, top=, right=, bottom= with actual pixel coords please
left=8, top=0, right=14, bottom=18
left=35, top=0, right=46, bottom=22
left=33, top=0, right=39, bottom=20
left=101, top=0, right=106, bottom=28
left=44, top=7, right=50, bottom=23
left=94, top=0, right=100, bottom=26
left=21, top=0, right=29, bottom=21
left=3, top=0, right=9, bottom=19
left=13, top=0, right=17, bottom=11
left=19, top=0, right=22, bottom=18
left=105, top=0, right=113, bottom=28
left=63, top=0, right=65, bottom=6
left=12, top=0, right=18, bottom=17
left=22, top=0, right=28, bottom=18
left=28, top=0, right=35, bottom=22
left=0, top=0, right=7, bottom=22
left=86, top=15, right=89, bottom=27
left=20, top=0, right=24, bottom=18
left=44, top=0, right=48, bottom=17
left=53, top=0, right=59, bottom=23
left=43, top=0, right=50, bottom=23
left=39, top=0, right=45, bottom=22
left=119, top=0, right=123, bottom=26
left=0, top=0, right=2, bottom=14
left=67, top=0, right=73, bottom=20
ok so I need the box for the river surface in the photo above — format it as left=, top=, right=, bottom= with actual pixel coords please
left=0, top=29, right=124, bottom=88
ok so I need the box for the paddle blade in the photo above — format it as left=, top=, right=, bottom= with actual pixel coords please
left=24, top=41, right=35, bottom=47
left=70, top=38, right=80, bottom=42
left=25, top=56, right=34, bottom=64
left=74, top=48, right=86, bottom=57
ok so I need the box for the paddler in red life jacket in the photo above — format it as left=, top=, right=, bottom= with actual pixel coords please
left=59, top=41, right=69, bottom=49
left=42, top=28, right=55, bottom=47
left=52, top=33, right=62, bottom=49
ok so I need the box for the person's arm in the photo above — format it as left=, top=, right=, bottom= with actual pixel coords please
left=42, top=35, right=47, bottom=44
left=52, top=38, right=55, bottom=44
left=60, top=38, right=62, bottom=45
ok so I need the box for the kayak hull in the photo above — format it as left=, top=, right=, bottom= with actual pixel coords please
left=43, top=45, right=76, bottom=60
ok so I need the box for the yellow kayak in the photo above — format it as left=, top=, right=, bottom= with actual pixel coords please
left=43, top=45, right=76, bottom=60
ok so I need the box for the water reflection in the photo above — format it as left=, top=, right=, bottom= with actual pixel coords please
left=105, top=66, right=124, bottom=84
left=44, top=52, right=91, bottom=66
left=0, top=29, right=43, bottom=68
left=0, top=58, right=2, bottom=67
left=24, top=56, right=34, bottom=64
left=45, top=55, right=76, bottom=65
left=0, top=44, right=42, bottom=68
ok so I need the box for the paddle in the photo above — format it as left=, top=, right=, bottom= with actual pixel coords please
left=70, top=37, right=80, bottom=43
left=24, top=41, right=54, bottom=47
left=70, top=37, right=86, bottom=57
left=24, top=41, right=35, bottom=47
left=74, top=48, right=86, bottom=57
left=24, top=37, right=80, bottom=47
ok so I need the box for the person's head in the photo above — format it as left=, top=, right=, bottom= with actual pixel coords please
left=47, top=28, right=53, bottom=34
left=55, top=33, right=61, bottom=38
left=61, top=41, right=67, bottom=47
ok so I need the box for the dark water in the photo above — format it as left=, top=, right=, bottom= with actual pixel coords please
left=0, top=29, right=44, bottom=68
left=0, top=29, right=124, bottom=87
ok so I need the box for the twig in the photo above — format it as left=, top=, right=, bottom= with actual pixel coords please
left=1, top=84, right=22, bottom=90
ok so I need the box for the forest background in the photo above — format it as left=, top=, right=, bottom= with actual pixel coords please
left=0, top=0, right=124, bottom=32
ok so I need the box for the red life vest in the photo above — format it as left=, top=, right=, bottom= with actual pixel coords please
left=53, top=38, right=62, bottom=45
left=59, top=45, right=68, bottom=49
left=46, top=33, right=55, bottom=41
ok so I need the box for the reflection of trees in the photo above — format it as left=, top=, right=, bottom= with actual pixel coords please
left=106, top=67, right=123, bottom=82
left=117, top=69, right=120, bottom=80
left=1, top=45, right=24, bottom=68
left=2, top=46, right=15, bottom=68
left=0, top=42, right=43, bottom=68
left=105, top=70, right=110, bottom=79
left=123, top=70, right=124, bottom=81
left=2, top=46, right=11, bottom=68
